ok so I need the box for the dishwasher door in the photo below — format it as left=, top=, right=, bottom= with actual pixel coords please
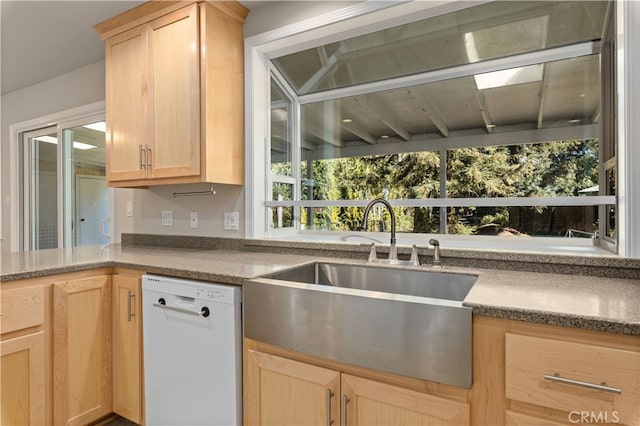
left=142, top=274, right=241, bottom=426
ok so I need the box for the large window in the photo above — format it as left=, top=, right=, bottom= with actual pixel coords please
left=249, top=0, right=635, bottom=255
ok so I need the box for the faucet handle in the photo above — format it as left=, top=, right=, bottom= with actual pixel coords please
left=410, top=245, right=420, bottom=266
left=362, top=243, right=377, bottom=263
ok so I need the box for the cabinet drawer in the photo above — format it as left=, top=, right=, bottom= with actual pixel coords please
left=1, top=286, right=45, bottom=334
left=505, top=333, right=639, bottom=426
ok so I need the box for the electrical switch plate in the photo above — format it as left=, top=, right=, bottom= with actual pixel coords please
left=224, top=212, right=239, bottom=231
left=126, top=201, right=133, bottom=217
left=190, top=212, right=199, bottom=229
left=161, top=210, right=173, bottom=226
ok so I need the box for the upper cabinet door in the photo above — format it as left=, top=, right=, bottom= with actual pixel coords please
left=96, top=1, right=247, bottom=187
left=105, top=26, right=148, bottom=182
left=147, top=4, right=200, bottom=179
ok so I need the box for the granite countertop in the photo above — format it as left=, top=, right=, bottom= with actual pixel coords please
left=1, top=244, right=639, bottom=336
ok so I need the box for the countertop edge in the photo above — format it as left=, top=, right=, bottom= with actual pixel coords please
left=2, top=252, right=639, bottom=336
left=466, top=303, right=640, bottom=336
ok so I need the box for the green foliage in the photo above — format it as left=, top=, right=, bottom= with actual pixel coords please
left=271, top=139, right=599, bottom=235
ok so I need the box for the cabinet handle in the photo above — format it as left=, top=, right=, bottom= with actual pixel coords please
left=326, top=389, right=334, bottom=426
left=145, top=144, right=152, bottom=168
left=543, top=373, right=622, bottom=394
left=341, top=395, right=349, bottom=426
left=127, top=290, right=135, bottom=322
left=139, top=145, right=145, bottom=169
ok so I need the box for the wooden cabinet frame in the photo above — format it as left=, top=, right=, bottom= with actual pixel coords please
left=53, top=275, right=112, bottom=426
left=97, top=0, right=248, bottom=187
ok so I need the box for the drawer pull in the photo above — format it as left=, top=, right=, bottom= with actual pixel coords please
left=543, top=373, right=622, bottom=394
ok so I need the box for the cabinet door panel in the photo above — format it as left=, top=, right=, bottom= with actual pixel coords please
left=505, top=410, right=569, bottom=426
left=53, top=275, right=112, bottom=426
left=506, top=333, right=640, bottom=426
left=0, top=285, right=45, bottom=333
left=1, top=332, right=46, bottom=426
left=105, top=26, right=148, bottom=182
left=245, top=350, right=340, bottom=426
left=342, top=374, right=469, bottom=426
left=112, top=274, right=143, bottom=424
left=148, top=4, right=200, bottom=179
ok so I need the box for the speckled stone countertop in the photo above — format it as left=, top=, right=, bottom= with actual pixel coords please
left=1, top=243, right=639, bottom=336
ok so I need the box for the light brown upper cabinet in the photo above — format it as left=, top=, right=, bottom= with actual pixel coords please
left=95, top=1, right=248, bottom=187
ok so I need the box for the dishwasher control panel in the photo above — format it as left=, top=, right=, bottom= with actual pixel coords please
left=142, top=274, right=241, bottom=305
left=196, top=288, right=226, bottom=301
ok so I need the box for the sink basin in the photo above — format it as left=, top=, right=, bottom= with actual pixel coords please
left=262, top=261, right=475, bottom=301
left=244, top=262, right=477, bottom=388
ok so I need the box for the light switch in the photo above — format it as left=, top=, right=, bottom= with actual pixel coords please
left=224, top=212, right=239, bottom=231
left=161, top=210, right=173, bottom=226
left=190, top=212, right=199, bottom=229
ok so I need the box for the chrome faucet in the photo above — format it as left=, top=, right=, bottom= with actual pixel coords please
left=361, top=199, right=397, bottom=261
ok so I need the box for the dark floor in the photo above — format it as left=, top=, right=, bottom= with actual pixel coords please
left=96, top=415, right=138, bottom=426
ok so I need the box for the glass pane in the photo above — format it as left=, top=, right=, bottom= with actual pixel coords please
left=28, top=131, right=58, bottom=250
left=300, top=55, right=600, bottom=148
left=299, top=153, right=440, bottom=201
left=62, top=121, right=108, bottom=247
left=447, top=139, right=599, bottom=199
left=447, top=205, right=599, bottom=237
left=302, top=206, right=441, bottom=234
left=271, top=80, right=293, bottom=177
left=605, top=166, right=616, bottom=239
left=606, top=204, right=616, bottom=239
left=271, top=182, right=294, bottom=228
left=273, top=1, right=607, bottom=95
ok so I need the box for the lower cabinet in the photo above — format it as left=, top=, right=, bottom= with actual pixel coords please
left=342, top=374, right=469, bottom=425
left=53, top=274, right=112, bottom=426
left=245, top=349, right=470, bottom=426
left=1, top=284, right=47, bottom=426
left=505, top=410, right=568, bottom=426
left=504, top=322, right=640, bottom=426
left=112, top=271, right=144, bottom=424
left=1, top=332, right=46, bottom=425
left=246, top=349, right=341, bottom=425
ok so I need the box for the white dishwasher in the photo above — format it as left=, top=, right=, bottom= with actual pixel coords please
left=142, top=274, right=242, bottom=426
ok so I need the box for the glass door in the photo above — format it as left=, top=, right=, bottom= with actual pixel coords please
left=21, top=116, right=108, bottom=250
left=61, top=119, right=109, bottom=247
left=23, top=126, right=59, bottom=250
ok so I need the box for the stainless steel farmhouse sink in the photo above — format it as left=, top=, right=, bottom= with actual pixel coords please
left=244, top=262, right=477, bottom=388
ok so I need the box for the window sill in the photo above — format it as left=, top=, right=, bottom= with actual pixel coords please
left=260, top=230, right=617, bottom=257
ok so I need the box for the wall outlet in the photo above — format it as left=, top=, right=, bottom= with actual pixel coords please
left=161, top=210, right=173, bottom=226
left=224, top=211, right=239, bottom=231
left=190, top=211, right=199, bottom=229
left=126, top=201, right=133, bottom=217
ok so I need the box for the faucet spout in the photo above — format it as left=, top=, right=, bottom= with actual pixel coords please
left=429, top=238, right=442, bottom=269
left=361, top=199, right=397, bottom=260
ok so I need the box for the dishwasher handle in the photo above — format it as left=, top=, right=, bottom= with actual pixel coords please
left=154, top=298, right=210, bottom=318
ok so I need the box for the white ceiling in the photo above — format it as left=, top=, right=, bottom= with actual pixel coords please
left=1, top=1, right=149, bottom=95
left=0, top=0, right=266, bottom=96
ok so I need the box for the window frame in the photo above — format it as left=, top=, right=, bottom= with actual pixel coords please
left=246, top=0, right=640, bottom=257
